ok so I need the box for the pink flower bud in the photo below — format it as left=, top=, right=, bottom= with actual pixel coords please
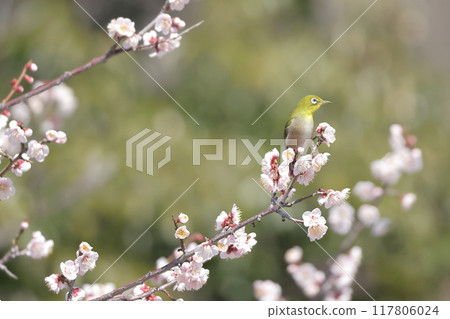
left=24, top=127, right=33, bottom=137
left=14, top=86, right=24, bottom=93
left=21, top=220, right=29, bottom=230
left=24, top=74, right=34, bottom=84
left=27, top=62, right=38, bottom=72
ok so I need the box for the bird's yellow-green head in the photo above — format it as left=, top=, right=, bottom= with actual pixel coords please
left=292, top=95, right=331, bottom=118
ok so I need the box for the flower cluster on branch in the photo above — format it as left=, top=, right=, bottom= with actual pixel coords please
left=252, top=124, right=422, bottom=301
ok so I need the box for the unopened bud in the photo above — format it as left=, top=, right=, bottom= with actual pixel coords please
left=21, top=220, right=29, bottom=230
left=24, top=127, right=33, bottom=137
left=27, top=62, right=38, bottom=72
left=24, top=74, right=34, bottom=84
left=14, top=86, right=24, bottom=93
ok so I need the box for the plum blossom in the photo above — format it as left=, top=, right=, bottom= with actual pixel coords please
left=218, top=228, right=257, bottom=259
left=401, top=193, right=417, bottom=211
left=107, top=17, right=135, bottom=38
left=171, top=261, right=209, bottom=291
left=68, top=287, right=86, bottom=301
left=11, top=159, right=31, bottom=176
left=169, top=0, right=190, bottom=11
left=253, top=280, right=282, bottom=301
left=0, top=111, right=9, bottom=129
left=389, top=124, right=406, bottom=151
left=133, top=284, right=162, bottom=301
left=170, top=17, right=186, bottom=33
left=122, top=34, right=142, bottom=50
left=325, top=246, right=362, bottom=300
left=357, top=204, right=380, bottom=227
left=60, top=260, right=79, bottom=281
left=154, top=14, right=172, bottom=35
left=134, top=284, right=150, bottom=296
left=45, top=130, right=67, bottom=144
left=83, top=283, right=115, bottom=300
left=302, top=208, right=328, bottom=241
left=27, top=140, right=49, bottom=162
left=193, top=242, right=219, bottom=263
left=215, top=204, right=241, bottom=231
left=293, top=154, right=311, bottom=176
left=287, top=263, right=325, bottom=298
left=370, top=154, right=402, bottom=185
left=175, top=226, right=190, bottom=239
left=328, top=203, right=355, bottom=235
left=282, top=148, right=296, bottom=164
left=371, top=217, right=390, bottom=237
left=330, top=246, right=362, bottom=287
left=292, top=154, right=316, bottom=186
left=316, top=122, right=336, bottom=147
left=312, top=152, right=330, bottom=172
left=5, top=120, right=30, bottom=144
left=150, top=34, right=182, bottom=58
left=317, top=188, right=351, bottom=209
left=25, top=231, right=54, bottom=259
left=75, top=250, right=99, bottom=276
left=371, top=124, right=422, bottom=185
left=72, top=242, right=99, bottom=276
left=78, top=242, right=93, bottom=255
left=143, top=31, right=157, bottom=45
left=284, top=246, right=303, bottom=264
left=260, top=148, right=291, bottom=192
left=353, top=181, right=383, bottom=202
left=177, top=213, right=189, bottom=224
left=0, top=177, right=16, bottom=200
left=45, top=274, right=68, bottom=294
left=27, top=82, right=77, bottom=119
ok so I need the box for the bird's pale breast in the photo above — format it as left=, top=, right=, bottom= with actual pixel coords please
left=285, top=115, right=314, bottom=149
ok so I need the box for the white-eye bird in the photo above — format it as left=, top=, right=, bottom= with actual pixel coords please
left=284, top=95, right=331, bottom=150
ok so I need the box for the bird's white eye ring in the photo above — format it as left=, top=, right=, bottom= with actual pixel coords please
left=311, top=97, right=318, bottom=104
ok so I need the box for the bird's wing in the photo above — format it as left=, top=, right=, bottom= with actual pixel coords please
left=284, top=119, right=291, bottom=139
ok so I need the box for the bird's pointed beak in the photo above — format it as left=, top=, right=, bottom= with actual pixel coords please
left=320, top=100, right=332, bottom=105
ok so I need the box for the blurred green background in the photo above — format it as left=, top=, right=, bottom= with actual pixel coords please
left=1, top=0, right=449, bottom=301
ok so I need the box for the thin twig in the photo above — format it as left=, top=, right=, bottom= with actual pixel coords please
left=0, top=21, right=204, bottom=111
left=91, top=205, right=278, bottom=301
left=137, top=1, right=171, bottom=36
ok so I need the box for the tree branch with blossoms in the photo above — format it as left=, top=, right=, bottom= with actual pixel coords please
left=0, top=0, right=199, bottom=112
left=253, top=124, right=423, bottom=301
left=39, top=122, right=355, bottom=301
left=0, top=220, right=54, bottom=280
left=0, top=0, right=425, bottom=302
left=0, top=0, right=199, bottom=286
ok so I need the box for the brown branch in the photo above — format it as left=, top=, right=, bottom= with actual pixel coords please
left=2, top=60, right=33, bottom=104
left=0, top=144, right=27, bottom=177
left=1, top=54, right=113, bottom=111
left=0, top=221, right=29, bottom=279
left=92, top=187, right=320, bottom=301
left=91, top=205, right=278, bottom=301
left=0, top=20, right=203, bottom=111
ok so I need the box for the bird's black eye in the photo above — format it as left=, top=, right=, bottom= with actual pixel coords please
left=311, top=98, right=318, bottom=105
